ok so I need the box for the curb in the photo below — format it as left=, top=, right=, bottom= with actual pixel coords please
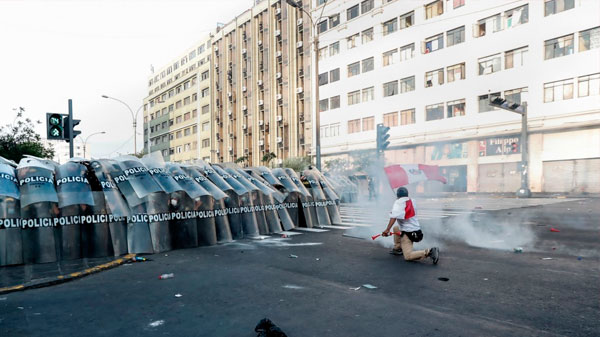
left=0, top=254, right=136, bottom=295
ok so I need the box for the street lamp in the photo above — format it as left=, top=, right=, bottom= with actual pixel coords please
left=81, top=131, right=106, bottom=158
left=285, top=0, right=328, bottom=171
left=489, top=95, right=531, bottom=198
left=101, top=95, right=144, bottom=155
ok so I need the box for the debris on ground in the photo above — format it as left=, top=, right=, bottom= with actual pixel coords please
left=158, top=273, right=174, bottom=280
left=315, top=258, right=320, bottom=261
left=350, top=286, right=361, bottom=291
left=483, top=278, right=488, bottom=281
left=362, top=284, right=377, bottom=289
left=289, top=254, right=298, bottom=258
left=148, top=320, right=164, bottom=328
left=282, top=284, right=303, bottom=290
left=541, top=257, right=553, bottom=260
left=174, top=294, right=182, bottom=297
left=255, top=318, right=288, bottom=337
left=577, top=256, right=583, bottom=260
left=514, top=247, right=523, bottom=253
left=550, top=228, right=561, bottom=232
left=133, top=256, right=150, bottom=262
left=438, top=277, right=450, bottom=282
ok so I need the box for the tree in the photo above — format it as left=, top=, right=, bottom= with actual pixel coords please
left=324, top=157, right=352, bottom=175
left=261, top=152, right=277, bottom=167
left=282, top=156, right=311, bottom=172
left=0, top=108, right=54, bottom=163
left=235, top=155, right=248, bottom=166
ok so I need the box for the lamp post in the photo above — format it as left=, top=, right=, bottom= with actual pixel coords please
left=81, top=131, right=106, bottom=158
left=285, top=0, right=328, bottom=171
left=101, top=95, right=144, bottom=155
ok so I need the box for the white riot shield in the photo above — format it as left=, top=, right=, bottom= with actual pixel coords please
left=0, top=161, right=22, bottom=266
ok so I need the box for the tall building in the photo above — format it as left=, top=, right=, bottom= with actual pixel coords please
left=41, top=139, right=87, bottom=164
left=143, top=35, right=213, bottom=163
left=313, top=0, right=600, bottom=193
left=211, top=0, right=313, bottom=166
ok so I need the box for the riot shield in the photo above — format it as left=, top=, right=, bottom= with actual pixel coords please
left=89, top=160, right=129, bottom=256
left=236, top=168, right=283, bottom=234
left=302, top=170, right=331, bottom=227
left=248, top=167, right=294, bottom=231
left=315, top=172, right=342, bottom=225
left=182, top=166, right=231, bottom=243
left=0, top=160, right=22, bottom=266
left=115, top=156, right=162, bottom=205
left=225, top=167, right=268, bottom=235
left=284, top=168, right=315, bottom=229
left=17, top=157, right=59, bottom=264
left=55, top=161, right=95, bottom=260
left=213, top=165, right=258, bottom=238
left=271, top=168, right=302, bottom=228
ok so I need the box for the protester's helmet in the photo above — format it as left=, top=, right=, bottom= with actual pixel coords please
left=396, top=187, right=408, bottom=198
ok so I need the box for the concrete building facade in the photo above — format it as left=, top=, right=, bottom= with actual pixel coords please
left=313, top=0, right=600, bottom=193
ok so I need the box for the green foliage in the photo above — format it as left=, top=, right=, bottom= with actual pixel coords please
left=235, top=155, right=248, bottom=165
left=324, top=158, right=352, bottom=175
left=323, top=150, right=378, bottom=175
left=0, top=108, right=54, bottom=163
left=282, top=156, right=311, bottom=172
left=261, top=152, right=277, bottom=166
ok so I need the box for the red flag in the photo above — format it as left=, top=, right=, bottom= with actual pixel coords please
left=384, top=164, right=447, bottom=188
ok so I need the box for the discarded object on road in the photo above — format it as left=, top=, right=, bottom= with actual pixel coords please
left=514, top=247, right=523, bottom=253
left=438, top=277, right=449, bottom=282
left=362, top=284, right=377, bottom=289
left=255, top=318, right=287, bottom=337
left=133, top=256, right=150, bottom=262
left=289, top=254, right=298, bottom=258
left=541, top=257, right=553, bottom=260
left=174, top=294, right=182, bottom=297
left=350, top=286, right=361, bottom=291
left=158, top=273, right=174, bottom=280
left=550, top=228, right=560, bottom=232
left=371, top=231, right=402, bottom=240
left=577, top=256, right=583, bottom=260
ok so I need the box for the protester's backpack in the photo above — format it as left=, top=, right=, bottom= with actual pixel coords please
left=406, top=230, right=423, bottom=243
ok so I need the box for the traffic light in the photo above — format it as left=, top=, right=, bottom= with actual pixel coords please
left=489, top=96, right=525, bottom=114
left=64, top=116, right=81, bottom=142
left=46, top=113, right=66, bottom=140
left=376, top=123, right=390, bottom=154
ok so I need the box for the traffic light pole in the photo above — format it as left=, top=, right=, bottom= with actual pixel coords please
left=519, top=102, right=530, bottom=198
left=68, top=99, right=74, bottom=158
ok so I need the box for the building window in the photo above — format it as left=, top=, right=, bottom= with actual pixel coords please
left=330, top=123, right=340, bottom=136
left=330, top=14, right=340, bottom=28
left=176, top=101, right=182, bottom=108
left=319, top=72, right=329, bottom=86
left=184, top=128, right=191, bottom=136
left=578, top=73, right=600, bottom=97
left=347, top=62, right=360, bottom=77
left=425, top=0, right=443, bottom=20
left=505, top=87, right=528, bottom=105
left=201, top=71, right=209, bottom=80
left=321, top=125, right=329, bottom=139
left=184, top=112, right=191, bottom=120
left=330, top=95, right=341, bottom=109
left=362, top=116, right=375, bottom=131
left=426, top=103, right=444, bottom=121
left=319, top=47, right=328, bottom=60
left=176, top=131, right=182, bottom=139
left=317, top=0, right=327, bottom=5
left=347, top=91, right=361, bottom=105
left=383, top=18, right=398, bottom=36
left=447, top=99, right=466, bottom=117
left=192, top=109, right=197, bottom=118
left=399, top=11, right=414, bottom=29
left=202, top=121, right=210, bottom=131
left=347, top=33, right=359, bottom=49
left=478, top=54, right=501, bottom=75
left=504, top=46, right=527, bottom=70
left=184, top=96, right=190, bottom=105
left=400, top=76, right=415, bottom=93
left=383, top=112, right=398, bottom=127
left=505, top=5, right=529, bottom=28
left=193, top=125, right=198, bottom=134
left=319, top=99, right=329, bottom=112
left=400, top=109, right=416, bottom=125
left=361, top=0, right=374, bottom=14
left=202, top=138, right=210, bottom=148
left=176, top=116, right=182, bottom=123
left=202, top=105, right=210, bottom=114
left=424, top=33, right=443, bottom=53
left=330, top=68, right=340, bottom=82
left=362, top=57, right=374, bottom=73
left=361, top=27, right=374, bottom=44
left=447, top=63, right=465, bottom=82
left=330, top=41, right=340, bottom=56
left=579, top=27, right=600, bottom=52
left=476, top=14, right=502, bottom=37
left=201, top=87, right=209, bottom=97
left=348, top=119, right=361, bottom=133
left=383, top=81, right=398, bottom=97
left=362, top=87, right=374, bottom=102
left=447, top=26, right=465, bottom=47
left=544, top=79, right=574, bottom=102
left=425, top=69, right=444, bottom=87
left=317, top=20, right=328, bottom=34
left=347, top=4, right=359, bottom=20
left=544, top=34, right=574, bottom=60
left=478, top=92, right=500, bottom=112
left=544, top=0, right=574, bottom=16
left=453, top=0, right=465, bottom=9
left=383, top=49, right=397, bottom=66
left=400, top=43, right=415, bottom=61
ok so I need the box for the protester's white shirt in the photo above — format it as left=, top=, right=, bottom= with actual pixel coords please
left=389, top=197, right=421, bottom=232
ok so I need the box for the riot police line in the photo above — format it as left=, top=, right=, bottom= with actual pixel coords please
left=0, top=153, right=342, bottom=266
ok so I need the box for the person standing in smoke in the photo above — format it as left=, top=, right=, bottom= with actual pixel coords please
left=368, top=177, right=375, bottom=201
left=381, top=187, right=439, bottom=264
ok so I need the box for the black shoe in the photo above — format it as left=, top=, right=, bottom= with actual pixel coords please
left=389, top=249, right=403, bottom=256
left=429, top=247, right=439, bottom=264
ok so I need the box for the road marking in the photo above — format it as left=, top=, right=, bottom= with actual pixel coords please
left=294, top=227, right=330, bottom=233
left=319, top=225, right=354, bottom=229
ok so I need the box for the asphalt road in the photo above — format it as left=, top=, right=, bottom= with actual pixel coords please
left=1, top=198, right=598, bottom=337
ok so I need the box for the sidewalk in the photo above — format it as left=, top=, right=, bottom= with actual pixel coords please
left=0, top=254, right=134, bottom=294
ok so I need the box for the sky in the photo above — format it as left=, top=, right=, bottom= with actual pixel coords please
left=0, top=0, right=252, bottom=158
